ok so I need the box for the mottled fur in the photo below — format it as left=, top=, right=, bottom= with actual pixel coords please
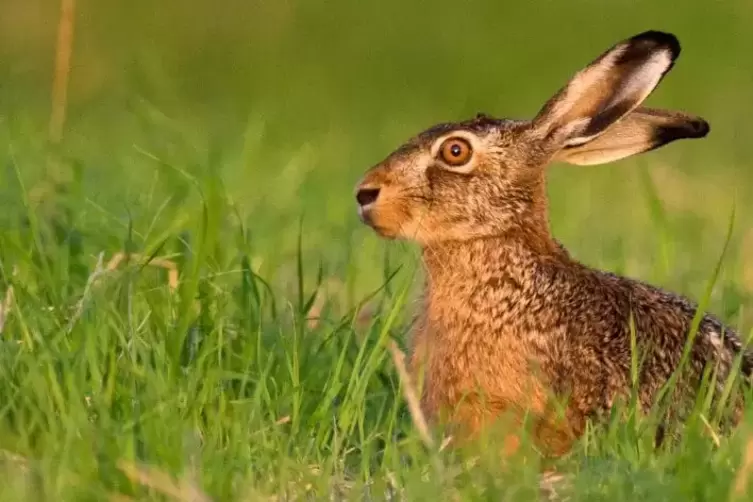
left=354, top=31, right=751, bottom=456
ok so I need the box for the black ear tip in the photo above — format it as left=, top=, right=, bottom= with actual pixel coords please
left=630, top=30, right=681, bottom=59
left=656, top=117, right=710, bottom=143
left=689, top=117, right=710, bottom=138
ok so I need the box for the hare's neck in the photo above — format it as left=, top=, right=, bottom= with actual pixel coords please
left=421, top=230, right=568, bottom=296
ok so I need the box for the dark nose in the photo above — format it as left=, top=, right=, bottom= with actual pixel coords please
left=356, top=187, right=380, bottom=207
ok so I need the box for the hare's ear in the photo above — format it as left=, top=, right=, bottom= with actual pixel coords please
left=553, top=107, right=709, bottom=166
left=531, top=31, right=682, bottom=150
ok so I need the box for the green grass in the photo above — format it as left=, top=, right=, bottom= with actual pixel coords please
left=1, top=0, right=753, bottom=499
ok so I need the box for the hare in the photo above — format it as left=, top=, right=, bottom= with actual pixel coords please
left=354, top=30, right=752, bottom=457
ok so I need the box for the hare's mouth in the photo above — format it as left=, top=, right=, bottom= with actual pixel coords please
left=357, top=204, right=399, bottom=239
left=358, top=205, right=384, bottom=234
left=356, top=203, right=372, bottom=224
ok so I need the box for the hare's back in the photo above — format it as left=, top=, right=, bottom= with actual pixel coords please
left=601, top=271, right=752, bottom=384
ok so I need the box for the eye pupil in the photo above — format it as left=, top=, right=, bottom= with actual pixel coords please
left=450, top=144, right=462, bottom=157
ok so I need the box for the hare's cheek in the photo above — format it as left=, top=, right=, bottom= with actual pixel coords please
left=425, top=163, right=453, bottom=190
left=425, top=163, right=476, bottom=196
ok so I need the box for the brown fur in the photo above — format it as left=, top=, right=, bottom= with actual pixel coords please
left=354, top=31, right=750, bottom=457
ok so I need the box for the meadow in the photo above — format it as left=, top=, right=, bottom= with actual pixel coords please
left=1, top=0, right=753, bottom=499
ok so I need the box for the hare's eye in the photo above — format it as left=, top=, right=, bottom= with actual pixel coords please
left=439, top=138, right=473, bottom=167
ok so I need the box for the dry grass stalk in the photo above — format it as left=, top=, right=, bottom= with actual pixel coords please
left=539, top=470, right=570, bottom=502
left=700, top=414, right=722, bottom=448
left=0, top=265, right=19, bottom=335
left=49, top=0, right=76, bottom=144
left=117, top=460, right=212, bottom=502
left=106, top=252, right=180, bottom=292
left=31, top=0, right=77, bottom=207
left=275, top=415, right=291, bottom=425
left=304, top=278, right=341, bottom=329
left=65, top=252, right=108, bottom=332
left=64, top=252, right=180, bottom=333
left=731, top=436, right=753, bottom=499
left=0, top=449, right=29, bottom=473
left=438, top=435, right=454, bottom=452
left=387, top=340, right=435, bottom=449
left=0, top=283, right=15, bottom=334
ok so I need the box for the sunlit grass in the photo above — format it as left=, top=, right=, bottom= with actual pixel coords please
left=0, top=129, right=752, bottom=499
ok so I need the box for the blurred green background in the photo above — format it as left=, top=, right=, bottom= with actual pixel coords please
left=2, top=0, right=752, bottom=309
left=1, top=1, right=753, bottom=499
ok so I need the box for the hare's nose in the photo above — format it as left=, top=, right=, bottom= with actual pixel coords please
left=356, top=187, right=380, bottom=207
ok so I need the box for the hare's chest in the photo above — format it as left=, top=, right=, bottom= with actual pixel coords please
left=409, top=284, right=580, bottom=454
left=410, top=307, right=549, bottom=425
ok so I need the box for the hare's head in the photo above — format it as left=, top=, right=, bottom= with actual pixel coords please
left=354, top=31, right=709, bottom=244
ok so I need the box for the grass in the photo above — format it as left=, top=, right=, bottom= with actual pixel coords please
left=1, top=0, right=753, bottom=500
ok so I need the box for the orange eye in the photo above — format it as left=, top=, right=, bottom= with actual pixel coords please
left=439, top=137, right=473, bottom=166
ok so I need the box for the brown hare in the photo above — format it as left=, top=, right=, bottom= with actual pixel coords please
left=354, top=30, right=751, bottom=457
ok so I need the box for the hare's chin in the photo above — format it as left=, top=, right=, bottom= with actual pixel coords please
left=357, top=205, right=372, bottom=225
left=358, top=206, right=398, bottom=239
left=357, top=205, right=379, bottom=231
